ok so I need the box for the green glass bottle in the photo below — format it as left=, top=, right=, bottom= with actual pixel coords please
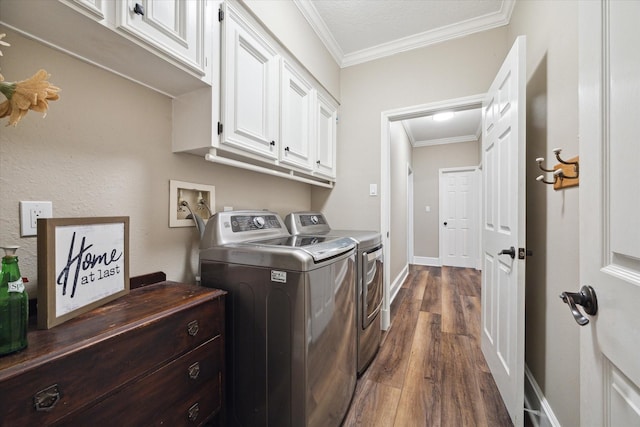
left=0, top=246, right=28, bottom=356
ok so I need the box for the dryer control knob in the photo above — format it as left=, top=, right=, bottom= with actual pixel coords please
left=311, top=215, right=319, bottom=225
left=253, top=216, right=265, bottom=229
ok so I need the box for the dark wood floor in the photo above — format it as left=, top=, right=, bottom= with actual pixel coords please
left=342, top=265, right=513, bottom=427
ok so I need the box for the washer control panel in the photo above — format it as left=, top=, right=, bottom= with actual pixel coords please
left=231, top=215, right=282, bottom=232
left=300, top=214, right=327, bottom=227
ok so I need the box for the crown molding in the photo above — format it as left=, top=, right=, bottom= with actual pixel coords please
left=292, top=0, right=343, bottom=66
left=296, top=0, right=515, bottom=68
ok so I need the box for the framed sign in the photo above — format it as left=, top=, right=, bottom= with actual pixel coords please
left=37, top=217, right=130, bottom=329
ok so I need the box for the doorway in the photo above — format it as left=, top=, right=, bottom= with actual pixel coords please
left=380, top=93, right=484, bottom=329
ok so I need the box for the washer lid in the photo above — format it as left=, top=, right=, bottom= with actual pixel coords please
left=248, top=235, right=356, bottom=263
left=285, top=212, right=382, bottom=247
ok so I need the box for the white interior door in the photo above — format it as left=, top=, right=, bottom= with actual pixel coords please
left=480, top=36, right=526, bottom=427
left=579, top=2, right=640, bottom=426
left=439, top=167, right=478, bottom=268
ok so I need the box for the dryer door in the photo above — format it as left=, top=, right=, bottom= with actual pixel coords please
left=362, top=246, right=384, bottom=328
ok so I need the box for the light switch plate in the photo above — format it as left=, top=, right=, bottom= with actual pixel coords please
left=20, top=201, right=53, bottom=237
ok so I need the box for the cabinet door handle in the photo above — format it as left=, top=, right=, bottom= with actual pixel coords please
left=34, top=384, right=61, bottom=412
left=284, top=146, right=290, bottom=152
left=188, top=362, right=201, bottom=380
left=133, top=3, right=145, bottom=15
left=187, top=320, right=199, bottom=336
left=188, top=402, right=200, bottom=422
left=270, top=141, right=276, bottom=146
left=316, top=160, right=321, bottom=166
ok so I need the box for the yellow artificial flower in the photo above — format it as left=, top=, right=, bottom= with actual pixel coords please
left=0, top=69, right=61, bottom=127
left=0, top=34, right=61, bottom=126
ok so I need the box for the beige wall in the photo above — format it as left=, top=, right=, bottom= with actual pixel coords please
left=389, top=122, right=412, bottom=283
left=0, top=29, right=311, bottom=295
left=243, top=0, right=340, bottom=99
left=508, top=2, right=580, bottom=426
left=412, top=141, right=479, bottom=259
left=1, top=4, right=581, bottom=423
left=312, top=27, right=509, bottom=232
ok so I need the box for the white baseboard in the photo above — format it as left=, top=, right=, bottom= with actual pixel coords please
left=382, top=264, right=409, bottom=331
left=412, top=256, right=441, bottom=266
left=524, top=365, right=561, bottom=427
left=390, top=264, right=409, bottom=305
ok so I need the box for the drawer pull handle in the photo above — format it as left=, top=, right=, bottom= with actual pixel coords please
left=187, top=320, right=199, bottom=336
left=34, top=384, right=61, bottom=412
left=188, top=362, right=200, bottom=380
left=188, top=402, right=199, bottom=422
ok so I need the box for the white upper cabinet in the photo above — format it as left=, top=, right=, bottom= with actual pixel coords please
left=172, top=0, right=338, bottom=185
left=280, top=60, right=315, bottom=171
left=220, top=2, right=280, bottom=160
left=62, top=0, right=109, bottom=22
left=0, top=0, right=212, bottom=96
left=117, top=0, right=207, bottom=76
left=315, top=92, right=338, bottom=179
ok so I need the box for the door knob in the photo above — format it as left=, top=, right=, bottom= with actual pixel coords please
left=498, top=246, right=516, bottom=259
left=559, top=285, right=598, bottom=326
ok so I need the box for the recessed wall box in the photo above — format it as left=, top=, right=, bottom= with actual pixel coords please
left=169, top=180, right=215, bottom=228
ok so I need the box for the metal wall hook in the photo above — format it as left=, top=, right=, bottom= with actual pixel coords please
left=552, top=148, right=578, bottom=166
left=553, top=168, right=565, bottom=182
left=536, top=174, right=556, bottom=185
left=535, top=148, right=580, bottom=189
left=536, top=157, right=555, bottom=173
left=552, top=148, right=579, bottom=178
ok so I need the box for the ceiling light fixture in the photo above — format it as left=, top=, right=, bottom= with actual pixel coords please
left=433, top=111, right=455, bottom=122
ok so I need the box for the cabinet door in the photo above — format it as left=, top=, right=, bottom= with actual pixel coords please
left=61, top=0, right=110, bottom=22
left=117, top=0, right=206, bottom=75
left=315, top=93, right=338, bottom=179
left=221, top=3, right=280, bottom=160
left=280, top=60, right=314, bottom=171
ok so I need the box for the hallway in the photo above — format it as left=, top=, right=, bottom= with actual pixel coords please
left=343, top=266, right=513, bottom=426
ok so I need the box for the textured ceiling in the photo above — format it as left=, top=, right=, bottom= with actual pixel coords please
left=312, top=0, right=503, bottom=54
left=295, top=0, right=513, bottom=67
left=293, top=0, right=511, bottom=146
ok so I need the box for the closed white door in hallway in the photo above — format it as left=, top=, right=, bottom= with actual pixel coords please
left=439, top=167, right=479, bottom=268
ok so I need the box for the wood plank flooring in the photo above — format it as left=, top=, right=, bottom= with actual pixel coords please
left=342, top=265, right=512, bottom=427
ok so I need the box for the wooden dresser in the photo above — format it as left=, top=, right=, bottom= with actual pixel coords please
left=0, top=282, right=225, bottom=427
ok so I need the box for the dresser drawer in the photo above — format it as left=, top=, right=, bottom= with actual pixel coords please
left=0, top=291, right=223, bottom=426
left=59, top=335, right=223, bottom=426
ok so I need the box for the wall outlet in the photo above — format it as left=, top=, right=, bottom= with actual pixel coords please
left=169, top=180, right=215, bottom=228
left=20, top=201, right=53, bottom=237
